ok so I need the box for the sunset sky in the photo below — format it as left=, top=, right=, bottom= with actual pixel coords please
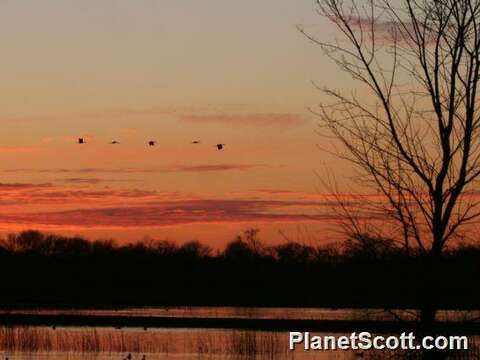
left=0, top=1, right=358, bottom=247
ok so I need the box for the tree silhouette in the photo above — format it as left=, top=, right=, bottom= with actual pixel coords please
left=302, top=0, right=480, bottom=324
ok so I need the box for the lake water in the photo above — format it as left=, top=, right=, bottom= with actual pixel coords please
left=0, top=307, right=478, bottom=359
left=1, top=306, right=479, bottom=321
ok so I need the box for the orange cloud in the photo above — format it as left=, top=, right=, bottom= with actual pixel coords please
left=0, top=183, right=52, bottom=189
left=0, top=182, right=391, bottom=235
left=0, top=182, right=366, bottom=230
left=0, top=200, right=348, bottom=229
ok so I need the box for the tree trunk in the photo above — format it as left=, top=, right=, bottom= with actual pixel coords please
left=420, top=305, right=443, bottom=360
left=418, top=251, right=445, bottom=360
left=419, top=252, right=439, bottom=326
left=419, top=305, right=437, bottom=325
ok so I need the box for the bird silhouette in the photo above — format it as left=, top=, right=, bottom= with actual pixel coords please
left=78, top=138, right=85, bottom=144
left=111, top=140, right=120, bottom=145
left=216, top=143, right=225, bottom=150
left=148, top=141, right=156, bottom=146
left=192, top=140, right=201, bottom=144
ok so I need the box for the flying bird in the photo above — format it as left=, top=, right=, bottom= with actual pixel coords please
left=148, top=141, right=156, bottom=146
left=216, top=143, right=225, bottom=150
left=78, top=138, right=85, bottom=144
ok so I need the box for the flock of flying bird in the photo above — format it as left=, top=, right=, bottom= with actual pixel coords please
left=77, top=137, right=226, bottom=150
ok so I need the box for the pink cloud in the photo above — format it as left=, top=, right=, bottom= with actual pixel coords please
left=328, top=15, right=432, bottom=44
left=0, top=183, right=195, bottom=207
left=56, top=178, right=141, bottom=185
left=4, top=164, right=264, bottom=174
left=0, top=182, right=347, bottom=229
left=0, top=199, right=353, bottom=229
left=0, top=183, right=52, bottom=189
left=180, top=113, right=305, bottom=127
left=0, top=182, right=389, bottom=232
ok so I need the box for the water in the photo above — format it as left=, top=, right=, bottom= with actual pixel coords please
left=1, top=307, right=478, bottom=322
left=0, top=307, right=478, bottom=359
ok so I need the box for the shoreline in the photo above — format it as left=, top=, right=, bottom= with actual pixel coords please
left=1, top=314, right=479, bottom=334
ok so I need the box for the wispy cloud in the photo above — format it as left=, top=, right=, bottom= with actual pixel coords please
left=0, top=182, right=386, bottom=230
left=0, top=182, right=190, bottom=206
left=172, top=164, right=264, bottom=172
left=56, top=178, right=135, bottom=184
left=0, top=200, right=342, bottom=229
left=180, top=113, right=305, bottom=127
left=328, top=15, right=431, bottom=44
left=0, top=183, right=52, bottom=189
left=229, top=189, right=354, bottom=200
left=56, top=178, right=105, bottom=184
left=4, top=164, right=265, bottom=174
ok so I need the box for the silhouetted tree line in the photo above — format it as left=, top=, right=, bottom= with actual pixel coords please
left=0, top=229, right=479, bottom=309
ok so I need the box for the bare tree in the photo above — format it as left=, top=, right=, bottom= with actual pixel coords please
left=302, top=0, right=480, bottom=323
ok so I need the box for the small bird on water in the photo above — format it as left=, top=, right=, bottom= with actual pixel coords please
left=148, top=140, right=156, bottom=146
left=78, top=138, right=85, bottom=144
left=192, top=140, right=201, bottom=144
left=216, top=143, right=225, bottom=150
left=111, top=140, right=120, bottom=144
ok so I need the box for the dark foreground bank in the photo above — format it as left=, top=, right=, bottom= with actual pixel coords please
left=0, top=230, right=479, bottom=309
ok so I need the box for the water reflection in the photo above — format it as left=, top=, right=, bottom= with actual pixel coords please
left=1, top=307, right=479, bottom=322
left=0, top=327, right=477, bottom=360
